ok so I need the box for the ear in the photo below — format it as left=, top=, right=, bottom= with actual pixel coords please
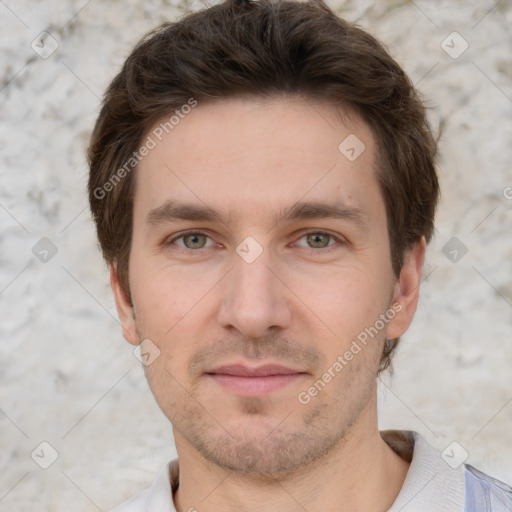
left=385, top=236, right=426, bottom=340
left=110, top=263, right=139, bottom=346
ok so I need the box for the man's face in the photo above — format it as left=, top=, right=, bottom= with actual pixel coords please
left=113, top=95, right=419, bottom=476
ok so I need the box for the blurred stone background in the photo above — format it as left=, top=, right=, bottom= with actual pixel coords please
left=0, top=0, right=511, bottom=510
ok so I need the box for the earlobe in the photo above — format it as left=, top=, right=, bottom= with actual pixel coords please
left=386, top=236, right=426, bottom=340
left=110, top=264, right=139, bottom=346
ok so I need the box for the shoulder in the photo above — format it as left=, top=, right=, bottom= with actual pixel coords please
left=383, top=430, right=512, bottom=512
left=463, top=463, right=512, bottom=511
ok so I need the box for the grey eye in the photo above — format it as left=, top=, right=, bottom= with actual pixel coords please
left=181, top=233, right=209, bottom=249
left=299, top=232, right=335, bottom=249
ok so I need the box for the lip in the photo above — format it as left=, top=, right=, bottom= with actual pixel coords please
left=208, top=364, right=303, bottom=377
left=206, top=364, right=308, bottom=396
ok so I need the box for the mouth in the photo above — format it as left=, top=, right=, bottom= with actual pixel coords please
left=205, top=364, right=308, bottom=396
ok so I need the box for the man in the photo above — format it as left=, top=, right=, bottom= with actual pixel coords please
left=87, top=0, right=512, bottom=510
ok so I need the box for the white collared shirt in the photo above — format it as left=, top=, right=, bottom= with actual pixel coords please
left=110, top=430, right=512, bottom=511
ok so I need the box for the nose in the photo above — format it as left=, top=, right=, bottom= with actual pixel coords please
left=217, top=243, right=292, bottom=338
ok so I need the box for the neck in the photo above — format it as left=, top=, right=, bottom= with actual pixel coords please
left=172, top=395, right=410, bottom=512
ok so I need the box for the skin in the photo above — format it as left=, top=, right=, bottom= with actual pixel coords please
left=111, top=94, right=426, bottom=512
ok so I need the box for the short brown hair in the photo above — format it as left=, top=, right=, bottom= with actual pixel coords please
left=88, top=0, right=439, bottom=375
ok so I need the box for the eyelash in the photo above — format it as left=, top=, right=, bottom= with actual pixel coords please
left=164, top=230, right=345, bottom=255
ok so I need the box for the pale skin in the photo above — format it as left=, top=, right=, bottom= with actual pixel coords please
left=111, top=94, right=426, bottom=511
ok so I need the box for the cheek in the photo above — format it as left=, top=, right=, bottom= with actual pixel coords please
left=130, top=259, right=214, bottom=369
left=129, top=250, right=189, bottom=331
left=133, top=285, right=181, bottom=339
left=293, top=265, right=384, bottom=335
left=290, top=266, right=392, bottom=377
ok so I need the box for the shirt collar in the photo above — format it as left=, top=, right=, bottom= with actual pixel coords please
left=384, top=430, right=466, bottom=511
left=143, top=458, right=179, bottom=512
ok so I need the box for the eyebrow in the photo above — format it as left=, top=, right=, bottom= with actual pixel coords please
left=145, top=199, right=369, bottom=233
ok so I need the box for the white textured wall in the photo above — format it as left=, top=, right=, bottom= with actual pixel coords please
left=1, top=0, right=511, bottom=510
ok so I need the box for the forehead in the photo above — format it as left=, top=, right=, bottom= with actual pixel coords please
left=134, top=95, right=383, bottom=230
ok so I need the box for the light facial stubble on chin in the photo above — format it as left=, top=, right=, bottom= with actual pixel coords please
left=135, top=316, right=383, bottom=477
left=150, top=351, right=377, bottom=478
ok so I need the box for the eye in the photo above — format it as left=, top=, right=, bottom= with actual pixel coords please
left=166, top=231, right=215, bottom=251
left=295, top=231, right=343, bottom=251
left=164, top=230, right=344, bottom=254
